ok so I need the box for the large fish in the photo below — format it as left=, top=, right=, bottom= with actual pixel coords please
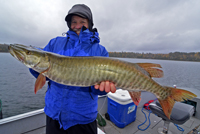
left=8, top=44, right=197, bottom=119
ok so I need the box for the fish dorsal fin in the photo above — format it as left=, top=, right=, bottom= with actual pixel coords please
left=137, top=63, right=162, bottom=68
left=127, top=63, right=151, bottom=77
left=137, top=63, right=163, bottom=78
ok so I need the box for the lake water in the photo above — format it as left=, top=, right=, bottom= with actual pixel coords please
left=0, top=53, right=47, bottom=118
left=0, top=53, right=200, bottom=118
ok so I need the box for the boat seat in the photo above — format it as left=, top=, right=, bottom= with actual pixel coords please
left=149, top=100, right=195, bottom=134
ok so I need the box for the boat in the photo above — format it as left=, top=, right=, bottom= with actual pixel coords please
left=0, top=89, right=200, bottom=134
left=0, top=99, right=2, bottom=119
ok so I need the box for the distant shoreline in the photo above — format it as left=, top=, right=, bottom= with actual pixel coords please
left=1, top=44, right=200, bottom=62
left=109, top=52, right=200, bottom=62
left=0, top=44, right=9, bottom=52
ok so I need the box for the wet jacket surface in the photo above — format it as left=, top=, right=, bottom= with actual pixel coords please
left=29, top=28, right=108, bottom=130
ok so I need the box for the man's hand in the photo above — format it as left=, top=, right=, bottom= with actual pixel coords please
left=94, top=81, right=116, bottom=93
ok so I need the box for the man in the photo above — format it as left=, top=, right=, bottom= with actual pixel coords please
left=30, top=4, right=116, bottom=134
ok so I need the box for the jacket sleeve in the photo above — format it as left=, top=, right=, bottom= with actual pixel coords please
left=100, top=46, right=109, bottom=57
left=91, top=45, right=109, bottom=95
left=29, top=68, right=39, bottom=79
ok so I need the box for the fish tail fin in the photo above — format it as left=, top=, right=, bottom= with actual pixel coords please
left=157, top=97, right=175, bottom=119
left=158, top=87, right=197, bottom=119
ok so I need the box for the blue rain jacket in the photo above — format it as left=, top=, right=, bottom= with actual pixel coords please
left=29, top=27, right=108, bottom=130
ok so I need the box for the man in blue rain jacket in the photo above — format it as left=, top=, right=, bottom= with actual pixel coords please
left=30, top=4, right=116, bottom=134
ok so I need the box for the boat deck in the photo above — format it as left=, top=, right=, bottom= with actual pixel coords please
left=22, top=107, right=200, bottom=134
left=1, top=93, right=200, bottom=134
left=98, top=107, right=200, bottom=134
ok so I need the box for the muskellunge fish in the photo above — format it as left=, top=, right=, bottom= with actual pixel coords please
left=8, top=44, right=197, bottom=119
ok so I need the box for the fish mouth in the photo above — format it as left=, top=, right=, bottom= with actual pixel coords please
left=9, top=44, right=26, bottom=63
left=9, top=44, right=46, bottom=68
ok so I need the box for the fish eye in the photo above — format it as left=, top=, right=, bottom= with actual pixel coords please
left=27, top=51, right=31, bottom=55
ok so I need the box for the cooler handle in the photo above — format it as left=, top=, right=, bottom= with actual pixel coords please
left=110, top=101, right=117, bottom=109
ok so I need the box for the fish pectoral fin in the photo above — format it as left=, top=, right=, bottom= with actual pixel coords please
left=34, top=73, right=46, bottom=94
left=128, top=91, right=141, bottom=106
left=137, top=63, right=163, bottom=78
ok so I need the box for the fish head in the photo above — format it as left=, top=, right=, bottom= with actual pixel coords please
left=9, top=44, right=49, bottom=71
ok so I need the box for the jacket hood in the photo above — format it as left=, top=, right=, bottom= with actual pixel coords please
left=65, top=4, right=94, bottom=31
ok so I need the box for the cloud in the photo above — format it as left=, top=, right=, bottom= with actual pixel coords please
left=0, top=0, right=200, bottom=53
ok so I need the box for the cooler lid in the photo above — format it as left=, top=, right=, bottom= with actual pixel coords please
left=108, top=89, right=132, bottom=102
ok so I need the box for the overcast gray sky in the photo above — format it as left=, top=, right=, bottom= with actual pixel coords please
left=0, top=0, right=200, bottom=53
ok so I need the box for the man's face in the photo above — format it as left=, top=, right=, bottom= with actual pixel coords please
left=71, top=15, right=89, bottom=35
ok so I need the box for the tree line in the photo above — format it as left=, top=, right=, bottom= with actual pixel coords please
left=109, top=52, right=200, bottom=62
left=0, top=44, right=9, bottom=52
left=1, top=44, right=200, bottom=62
